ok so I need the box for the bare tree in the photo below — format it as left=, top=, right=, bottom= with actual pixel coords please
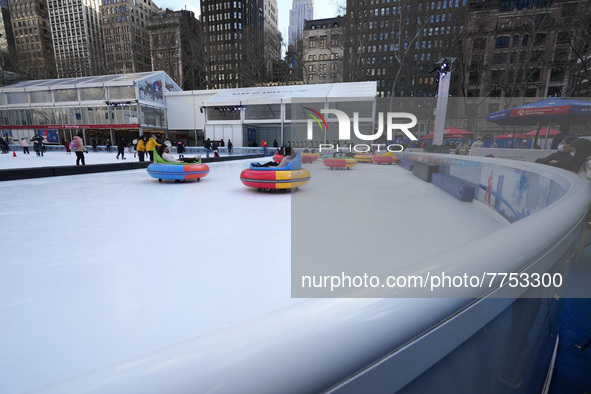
left=557, top=2, right=591, bottom=97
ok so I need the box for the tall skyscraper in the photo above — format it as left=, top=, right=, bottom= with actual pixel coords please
left=201, top=0, right=265, bottom=88
left=48, top=0, right=104, bottom=78
left=101, top=0, right=159, bottom=75
left=8, top=0, right=56, bottom=80
left=263, top=0, right=281, bottom=81
left=288, top=0, right=314, bottom=48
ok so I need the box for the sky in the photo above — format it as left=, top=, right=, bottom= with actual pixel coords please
left=154, top=0, right=342, bottom=43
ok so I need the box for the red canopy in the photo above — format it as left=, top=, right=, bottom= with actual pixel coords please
left=493, top=133, right=529, bottom=139
left=422, top=128, right=475, bottom=139
left=444, top=127, right=475, bottom=135
left=523, top=128, right=562, bottom=137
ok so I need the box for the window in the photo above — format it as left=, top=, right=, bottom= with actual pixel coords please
left=495, top=36, right=509, bottom=48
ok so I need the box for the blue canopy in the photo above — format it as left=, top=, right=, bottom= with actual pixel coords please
left=486, top=98, right=591, bottom=126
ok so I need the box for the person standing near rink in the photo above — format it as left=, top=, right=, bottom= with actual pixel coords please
left=177, top=141, right=185, bottom=158
left=31, top=135, right=44, bottom=157
left=64, top=139, right=71, bottom=155
left=227, top=139, right=233, bottom=155
left=137, top=136, right=147, bottom=162
left=145, top=135, right=161, bottom=161
left=72, top=131, right=88, bottom=165
left=20, top=138, right=30, bottom=154
left=116, top=138, right=126, bottom=160
left=204, top=138, right=212, bottom=158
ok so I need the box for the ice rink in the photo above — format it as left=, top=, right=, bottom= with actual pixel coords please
left=0, top=150, right=508, bottom=393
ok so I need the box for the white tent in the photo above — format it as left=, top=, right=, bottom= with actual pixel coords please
left=201, top=82, right=377, bottom=106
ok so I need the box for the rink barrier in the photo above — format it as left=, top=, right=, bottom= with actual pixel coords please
left=7, top=144, right=268, bottom=156
left=30, top=153, right=591, bottom=394
left=0, top=154, right=264, bottom=181
left=398, top=157, right=414, bottom=171
left=411, top=160, right=439, bottom=182
left=431, top=173, right=475, bottom=201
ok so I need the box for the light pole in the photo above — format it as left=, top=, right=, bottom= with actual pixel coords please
left=432, top=58, right=454, bottom=146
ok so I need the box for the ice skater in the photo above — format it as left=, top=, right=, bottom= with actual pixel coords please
left=31, top=135, right=44, bottom=157
left=64, top=139, right=71, bottom=155
left=177, top=141, right=185, bottom=158
left=116, top=138, right=126, bottom=160
left=20, top=138, right=30, bottom=154
left=72, top=131, right=88, bottom=165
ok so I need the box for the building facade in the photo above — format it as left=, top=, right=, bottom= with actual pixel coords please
left=7, top=0, right=56, bottom=80
left=302, top=16, right=344, bottom=84
left=101, top=0, right=159, bottom=75
left=464, top=0, right=591, bottom=100
left=288, top=0, right=314, bottom=48
left=344, top=0, right=467, bottom=97
left=48, top=0, right=104, bottom=78
left=263, top=0, right=281, bottom=81
left=0, top=0, right=15, bottom=84
left=148, top=9, right=205, bottom=91
left=201, top=0, right=265, bottom=89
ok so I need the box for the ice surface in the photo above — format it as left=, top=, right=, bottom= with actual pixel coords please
left=0, top=151, right=507, bottom=393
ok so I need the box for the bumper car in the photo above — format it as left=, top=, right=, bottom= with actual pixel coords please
left=372, top=152, right=400, bottom=164
left=323, top=154, right=357, bottom=170
left=240, top=152, right=311, bottom=192
left=147, top=150, right=209, bottom=182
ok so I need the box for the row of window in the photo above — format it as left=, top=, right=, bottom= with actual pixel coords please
left=204, top=2, right=243, bottom=12
left=307, top=64, right=339, bottom=72
left=209, top=62, right=239, bottom=71
left=467, top=68, right=544, bottom=85
left=207, top=22, right=243, bottom=31
left=14, top=27, right=40, bottom=37
left=49, top=5, right=85, bottom=15
left=493, top=34, right=546, bottom=49
left=308, top=53, right=340, bottom=61
left=208, top=32, right=243, bottom=42
left=54, top=36, right=87, bottom=46
left=308, top=36, right=339, bottom=48
left=12, top=19, right=46, bottom=28
left=306, top=73, right=340, bottom=82
left=491, top=50, right=545, bottom=65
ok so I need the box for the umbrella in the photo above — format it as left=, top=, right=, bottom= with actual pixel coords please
left=493, top=133, right=529, bottom=139
left=522, top=128, right=561, bottom=137
left=486, top=98, right=591, bottom=149
left=443, top=127, right=475, bottom=135
left=422, top=128, right=475, bottom=139
left=486, top=98, right=591, bottom=126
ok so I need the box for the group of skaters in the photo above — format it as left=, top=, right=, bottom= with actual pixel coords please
left=7, top=135, right=47, bottom=156
left=1, top=135, right=47, bottom=156
left=203, top=138, right=233, bottom=158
